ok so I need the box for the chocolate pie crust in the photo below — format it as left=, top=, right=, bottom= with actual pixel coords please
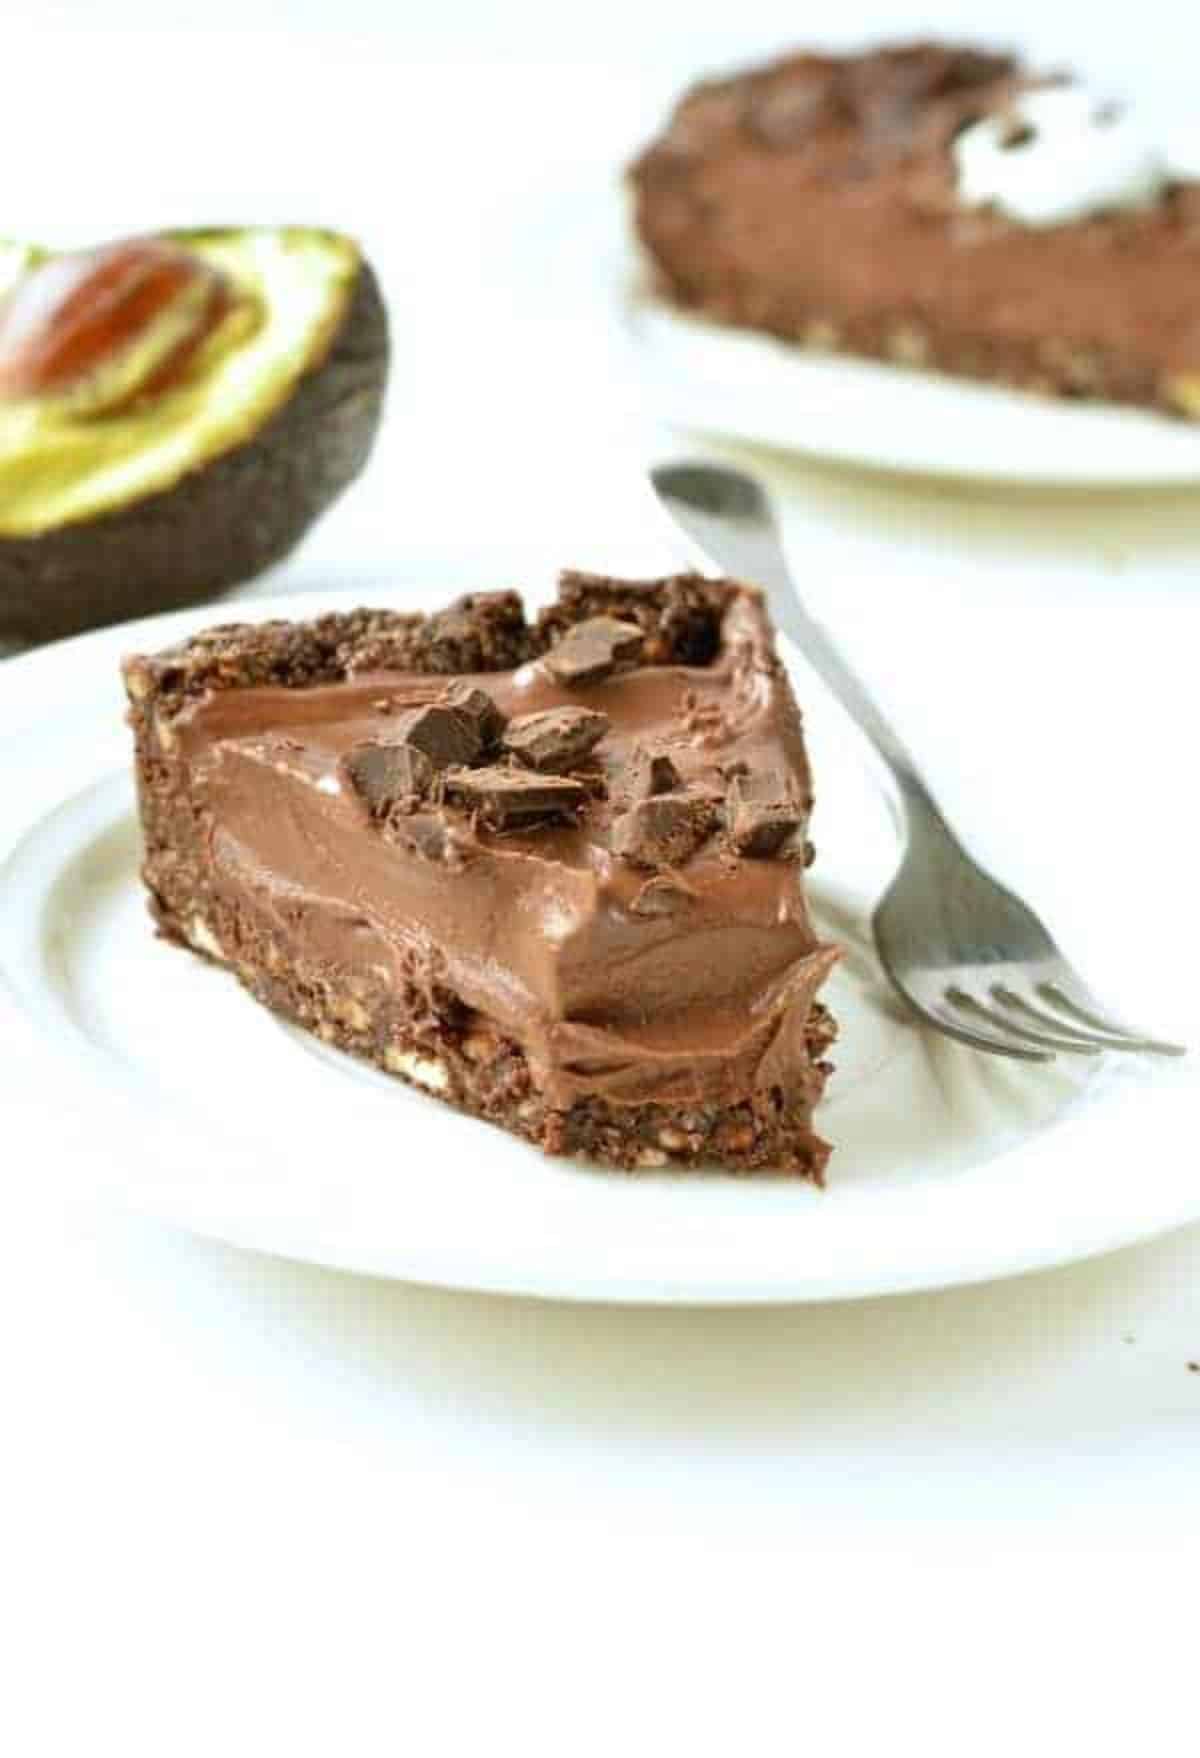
left=629, top=41, right=1200, bottom=417
left=124, top=574, right=838, bottom=1177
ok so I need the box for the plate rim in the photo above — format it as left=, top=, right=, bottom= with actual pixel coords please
left=615, top=244, right=1200, bottom=488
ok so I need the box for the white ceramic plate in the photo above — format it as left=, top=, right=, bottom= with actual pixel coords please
left=1, top=591, right=1195, bottom=1303
left=622, top=286, right=1200, bottom=488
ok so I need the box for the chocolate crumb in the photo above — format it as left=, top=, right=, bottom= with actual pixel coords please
left=543, top=616, right=644, bottom=686
left=576, top=768, right=610, bottom=801
left=445, top=764, right=587, bottom=830
left=612, top=791, right=717, bottom=868
left=728, top=770, right=804, bottom=857
left=393, top=814, right=473, bottom=869
left=1189, top=1362, right=1199, bottom=1374
left=504, top=706, right=610, bottom=771
left=441, top=682, right=507, bottom=750
left=626, top=744, right=681, bottom=799
left=681, top=694, right=729, bottom=745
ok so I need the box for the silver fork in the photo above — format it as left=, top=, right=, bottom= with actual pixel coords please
left=651, top=460, right=1185, bottom=1063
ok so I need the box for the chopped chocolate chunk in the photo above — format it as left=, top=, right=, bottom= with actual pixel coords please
left=343, top=698, right=490, bottom=815
left=445, top=764, right=587, bottom=830
left=343, top=739, right=435, bottom=815
left=441, top=682, right=507, bottom=750
left=629, top=873, right=696, bottom=916
left=503, top=706, right=610, bottom=771
left=543, top=616, right=644, bottom=686
left=393, top=701, right=484, bottom=770
left=728, top=770, right=804, bottom=857
left=612, top=791, right=717, bottom=868
left=626, top=744, right=681, bottom=799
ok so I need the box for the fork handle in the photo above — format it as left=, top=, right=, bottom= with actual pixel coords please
left=656, top=476, right=942, bottom=829
left=748, top=541, right=937, bottom=816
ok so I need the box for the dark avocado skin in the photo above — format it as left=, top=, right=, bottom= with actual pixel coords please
left=0, top=251, right=389, bottom=645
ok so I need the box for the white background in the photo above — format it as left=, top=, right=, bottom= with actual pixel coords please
left=3, top=5, right=1200, bottom=1752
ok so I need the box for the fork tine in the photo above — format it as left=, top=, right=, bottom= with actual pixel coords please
left=1034, top=981, right=1187, bottom=1057
left=946, top=987, right=1099, bottom=1056
left=909, top=996, right=1053, bottom=1063
left=989, top=984, right=1132, bottom=1052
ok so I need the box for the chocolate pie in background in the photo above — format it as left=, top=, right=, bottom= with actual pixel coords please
left=629, top=41, right=1200, bottom=418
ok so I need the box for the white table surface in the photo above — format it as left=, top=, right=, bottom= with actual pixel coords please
left=3, top=16, right=1200, bottom=1751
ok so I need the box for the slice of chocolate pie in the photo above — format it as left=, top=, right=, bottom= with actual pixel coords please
left=124, top=573, right=838, bottom=1176
left=630, top=41, right=1200, bottom=416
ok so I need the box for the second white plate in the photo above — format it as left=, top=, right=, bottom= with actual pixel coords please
left=624, top=291, right=1200, bottom=488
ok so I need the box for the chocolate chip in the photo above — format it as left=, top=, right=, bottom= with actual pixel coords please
left=343, top=740, right=435, bottom=815
left=629, top=874, right=696, bottom=916
left=444, top=764, right=587, bottom=831
left=543, top=617, right=644, bottom=686
left=626, top=744, right=681, bottom=800
left=441, top=682, right=507, bottom=750
left=393, top=702, right=484, bottom=769
left=612, top=791, right=717, bottom=868
left=503, top=707, right=610, bottom=771
left=728, top=771, right=804, bottom=857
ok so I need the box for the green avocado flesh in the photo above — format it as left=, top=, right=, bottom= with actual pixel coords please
left=0, top=228, right=360, bottom=538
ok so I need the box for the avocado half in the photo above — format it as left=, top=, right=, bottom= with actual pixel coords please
left=0, top=227, right=389, bottom=643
